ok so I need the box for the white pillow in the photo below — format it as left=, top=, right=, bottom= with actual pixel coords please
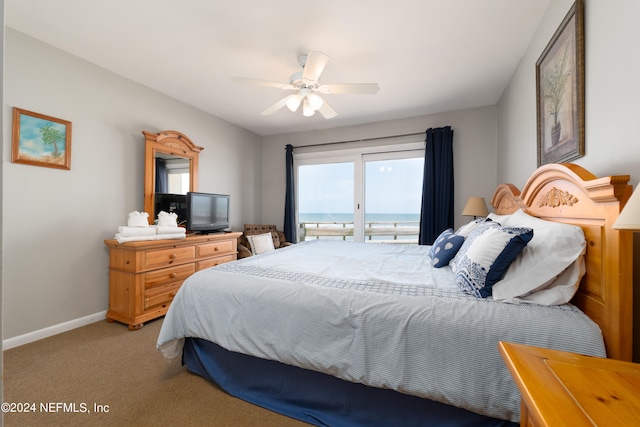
left=491, top=209, right=586, bottom=305
left=246, top=232, right=276, bottom=255
left=499, top=256, right=585, bottom=305
left=487, top=212, right=512, bottom=224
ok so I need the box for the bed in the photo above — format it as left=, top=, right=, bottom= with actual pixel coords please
left=157, top=163, right=633, bottom=426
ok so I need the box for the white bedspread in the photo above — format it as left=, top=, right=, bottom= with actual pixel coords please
left=157, top=240, right=605, bottom=422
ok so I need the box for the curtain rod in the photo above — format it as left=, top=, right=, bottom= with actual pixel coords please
left=289, top=131, right=425, bottom=149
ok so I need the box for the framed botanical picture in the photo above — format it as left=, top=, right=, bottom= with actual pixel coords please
left=12, top=107, right=72, bottom=170
left=536, top=0, right=584, bottom=167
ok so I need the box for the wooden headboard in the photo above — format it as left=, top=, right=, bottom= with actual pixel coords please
left=491, top=163, right=633, bottom=361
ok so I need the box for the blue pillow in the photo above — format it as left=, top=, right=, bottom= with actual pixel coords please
left=429, top=228, right=465, bottom=268
left=452, top=222, right=533, bottom=297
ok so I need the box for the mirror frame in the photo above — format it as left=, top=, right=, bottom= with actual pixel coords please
left=143, top=130, right=204, bottom=225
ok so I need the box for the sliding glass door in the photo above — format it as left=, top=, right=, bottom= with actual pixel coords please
left=296, top=144, right=423, bottom=243
left=363, top=153, right=424, bottom=243
left=297, top=160, right=357, bottom=241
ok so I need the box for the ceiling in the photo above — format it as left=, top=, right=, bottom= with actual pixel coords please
left=6, top=0, right=549, bottom=136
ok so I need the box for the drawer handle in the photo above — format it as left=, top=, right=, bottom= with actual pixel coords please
left=169, top=253, right=177, bottom=259
left=170, top=272, right=177, bottom=278
left=170, top=291, right=177, bottom=297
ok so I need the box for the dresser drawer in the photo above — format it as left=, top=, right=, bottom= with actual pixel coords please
left=143, top=246, right=195, bottom=270
left=144, top=263, right=195, bottom=289
left=105, top=232, right=243, bottom=330
left=197, top=254, right=235, bottom=270
left=144, top=282, right=181, bottom=311
left=197, top=240, right=235, bottom=258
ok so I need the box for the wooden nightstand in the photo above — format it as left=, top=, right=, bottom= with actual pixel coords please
left=498, top=341, right=640, bottom=427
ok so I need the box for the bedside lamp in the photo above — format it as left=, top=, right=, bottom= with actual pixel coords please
left=613, top=186, right=640, bottom=230
left=462, top=196, right=489, bottom=219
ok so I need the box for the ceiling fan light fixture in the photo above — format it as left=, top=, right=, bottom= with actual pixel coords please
left=302, top=98, right=315, bottom=117
left=286, top=94, right=302, bottom=112
left=235, top=50, right=379, bottom=120
left=307, top=93, right=324, bottom=110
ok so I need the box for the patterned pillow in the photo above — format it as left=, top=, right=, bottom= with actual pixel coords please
left=455, top=217, right=492, bottom=237
left=452, top=222, right=533, bottom=297
left=246, top=232, right=276, bottom=255
left=429, top=228, right=465, bottom=268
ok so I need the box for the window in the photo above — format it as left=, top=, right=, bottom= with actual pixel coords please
left=296, top=142, right=424, bottom=243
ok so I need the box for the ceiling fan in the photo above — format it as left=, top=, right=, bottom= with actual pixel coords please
left=233, top=51, right=380, bottom=119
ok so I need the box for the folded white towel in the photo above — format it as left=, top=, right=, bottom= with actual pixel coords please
left=117, top=226, right=157, bottom=237
left=156, top=226, right=186, bottom=235
left=127, top=211, right=150, bottom=228
left=154, top=233, right=187, bottom=241
left=157, top=211, right=179, bottom=228
left=115, top=234, right=152, bottom=243
left=115, top=233, right=187, bottom=244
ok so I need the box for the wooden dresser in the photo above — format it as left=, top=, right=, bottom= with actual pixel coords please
left=499, top=341, right=640, bottom=426
left=104, top=232, right=242, bottom=330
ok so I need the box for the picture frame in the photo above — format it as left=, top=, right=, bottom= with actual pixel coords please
left=536, top=0, right=584, bottom=167
left=12, top=107, right=72, bottom=170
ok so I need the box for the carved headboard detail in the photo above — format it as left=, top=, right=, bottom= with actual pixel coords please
left=491, top=163, right=633, bottom=361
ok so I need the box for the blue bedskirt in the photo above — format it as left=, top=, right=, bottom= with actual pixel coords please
left=182, top=337, right=517, bottom=427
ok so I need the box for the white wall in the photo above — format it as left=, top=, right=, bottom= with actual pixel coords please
left=261, top=106, right=498, bottom=231
left=497, top=0, right=640, bottom=360
left=497, top=0, right=640, bottom=184
left=3, top=29, right=262, bottom=340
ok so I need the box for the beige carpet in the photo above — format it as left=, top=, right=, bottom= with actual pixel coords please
left=3, top=318, right=309, bottom=427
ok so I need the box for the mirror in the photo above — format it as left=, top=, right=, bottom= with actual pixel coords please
left=143, top=130, right=203, bottom=225
left=156, top=153, right=191, bottom=194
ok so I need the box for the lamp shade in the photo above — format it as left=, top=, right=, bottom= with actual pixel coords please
left=307, top=93, right=324, bottom=110
left=302, top=98, right=315, bottom=117
left=613, top=186, right=640, bottom=230
left=286, top=94, right=302, bottom=112
left=461, top=196, right=489, bottom=218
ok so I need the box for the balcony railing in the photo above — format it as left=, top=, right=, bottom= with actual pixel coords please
left=298, top=221, right=419, bottom=243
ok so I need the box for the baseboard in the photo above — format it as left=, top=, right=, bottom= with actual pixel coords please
left=3, top=310, right=108, bottom=350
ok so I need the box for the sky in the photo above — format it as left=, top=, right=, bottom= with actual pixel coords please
left=298, top=157, right=424, bottom=214
left=18, top=113, right=68, bottom=156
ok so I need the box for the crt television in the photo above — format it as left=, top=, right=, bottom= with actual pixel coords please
left=186, top=192, right=230, bottom=233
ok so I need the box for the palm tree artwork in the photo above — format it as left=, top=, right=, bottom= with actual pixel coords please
left=542, top=46, right=572, bottom=146
left=39, top=123, right=65, bottom=158
left=12, top=108, right=71, bottom=170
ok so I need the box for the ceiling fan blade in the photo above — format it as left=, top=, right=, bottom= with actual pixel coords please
left=260, top=96, right=292, bottom=115
left=317, top=83, right=380, bottom=94
left=233, top=77, right=294, bottom=90
left=318, top=101, right=337, bottom=119
left=301, top=51, right=329, bottom=82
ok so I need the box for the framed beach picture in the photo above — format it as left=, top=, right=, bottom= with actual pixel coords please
left=12, top=107, right=72, bottom=170
left=536, top=0, right=584, bottom=167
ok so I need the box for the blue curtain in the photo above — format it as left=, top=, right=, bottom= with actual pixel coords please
left=283, top=144, right=297, bottom=243
left=155, top=157, right=168, bottom=193
left=419, top=126, right=454, bottom=245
